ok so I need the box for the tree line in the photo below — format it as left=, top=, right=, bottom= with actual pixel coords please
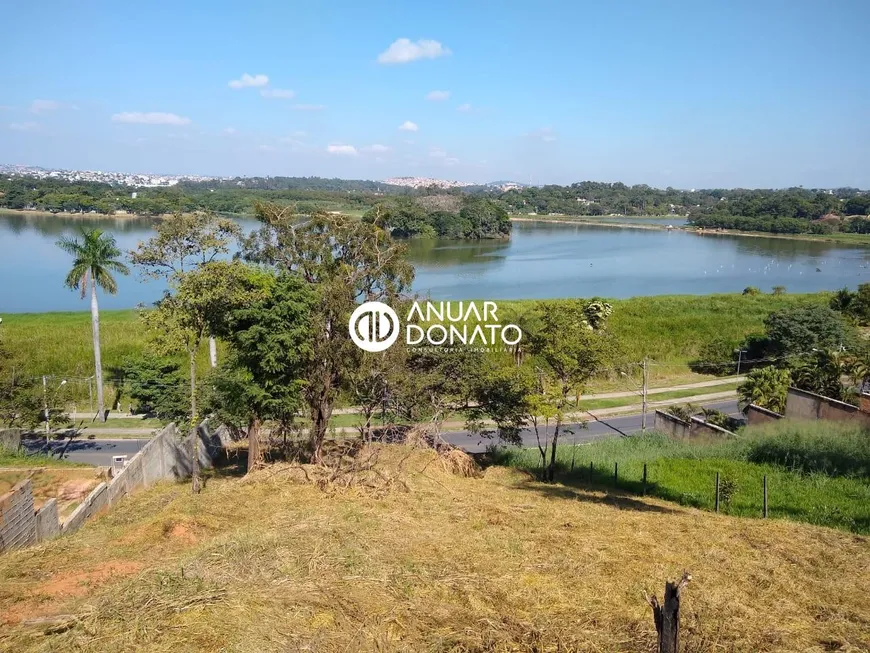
left=688, top=188, right=870, bottom=235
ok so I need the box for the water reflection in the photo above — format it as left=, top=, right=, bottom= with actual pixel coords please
left=3, top=212, right=870, bottom=311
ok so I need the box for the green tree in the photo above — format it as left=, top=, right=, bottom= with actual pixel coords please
left=56, top=228, right=130, bottom=421
left=763, top=305, right=851, bottom=359
left=244, top=206, right=414, bottom=461
left=738, top=366, right=791, bottom=413
left=144, top=260, right=271, bottom=490
left=528, top=300, right=618, bottom=481
left=205, top=272, right=315, bottom=471
left=130, top=211, right=242, bottom=367
left=119, top=354, right=188, bottom=420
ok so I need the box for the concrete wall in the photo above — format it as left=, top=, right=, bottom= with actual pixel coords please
left=0, top=479, right=37, bottom=552
left=2, top=421, right=225, bottom=554
left=689, top=416, right=736, bottom=438
left=654, top=410, right=737, bottom=439
left=60, top=422, right=222, bottom=537
left=784, top=386, right=870, bottom=427
left=744, top=404, right=783, bottom=425
left=35, top=499, right=60, bottom=542
left=0, top=428, right=22, bottom=452
left=654, top=411, right=690, bottom=438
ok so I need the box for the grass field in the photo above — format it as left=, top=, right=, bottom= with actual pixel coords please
left=494, top=422, right=870, bottom=533
left=1, top=293, right=825, bottom=403
left=0, top=444, right=867, bottom=651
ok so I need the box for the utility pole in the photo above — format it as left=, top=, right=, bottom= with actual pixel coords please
left=43, top=375, right=49, bottom=437
left=641, top=358, right=648, bottom=431
left=735, top=348, right=746, bottom=375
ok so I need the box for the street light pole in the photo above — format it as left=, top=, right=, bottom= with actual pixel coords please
left=642, top=358, right=648, bottom=431
left=735, top=349, right=747, bottom=375
left=43, top=376, right=49, bottom=437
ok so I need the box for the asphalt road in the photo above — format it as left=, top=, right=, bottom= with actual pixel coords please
left=21, top=437, right=150, bottom=466
left=21, top=400, right=741, bottom=466
left=441, top=400, right=741, bottom=452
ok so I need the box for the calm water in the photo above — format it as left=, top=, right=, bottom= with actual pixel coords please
left=2, top=212, right=870, bottom=312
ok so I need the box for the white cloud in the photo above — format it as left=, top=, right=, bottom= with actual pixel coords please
left=0, top=105, right=11, bottom=111
left=326, top=144, right=358, bottom=156
left=527, top=127, right=556, bottom=142
left=426, top=90, right=450, bottom=101
left=223, top=127, right=237, bottom=135
left=377, top=38, right=451, bottom=64
left=456, top=103, right=472, bottom=112
left=260, top=88, right=295, bottom=99
left=30, top=99, right=61, bottom=113
left=111, top=112, right=192, bottom=126
left=291, top=130, right=307, bottom=137
left=258, top=144, right=278, bottom=152
left=398, top=120, right=418, bottom=132
left=444, top=157, right=460, bottom=166
left=363, top=144, right=391, bottom=153
left=429, top=147, right=447, bottom=158
left=228, top=73, right=269, bottom=89
left=8, top=121, right=40, bottom=132
left=293, top=104, right=325, bottom=111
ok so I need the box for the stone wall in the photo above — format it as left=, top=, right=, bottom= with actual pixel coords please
left=0, top=479, right=37, bottom=552
left=784, top=387, right=870, bottom=427
left=744, top=404, right=783, bottom=425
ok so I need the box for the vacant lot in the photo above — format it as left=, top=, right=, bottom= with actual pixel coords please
left=0, top=445, right=867, bottom=652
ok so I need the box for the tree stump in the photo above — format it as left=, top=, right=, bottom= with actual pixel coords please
left=645, top=571, right=692, bottom=653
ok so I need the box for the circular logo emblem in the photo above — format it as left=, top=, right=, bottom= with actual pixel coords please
left=349, top=301, right=400, bottom=352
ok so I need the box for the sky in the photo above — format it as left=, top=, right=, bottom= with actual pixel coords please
left=1, top=0, right=869, bottom=188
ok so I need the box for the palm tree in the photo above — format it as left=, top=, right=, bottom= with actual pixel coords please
left=57, top=229, right=129, bottom=422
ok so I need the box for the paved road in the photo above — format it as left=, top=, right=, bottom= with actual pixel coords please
left=442, top=400, right=741, bottom=453
left=26, top=400, right=741, bottom=465
left=21, top=437, right=149, bottom=466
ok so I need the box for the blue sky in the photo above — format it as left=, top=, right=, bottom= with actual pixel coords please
left=2, top=0, right=868, bottom=188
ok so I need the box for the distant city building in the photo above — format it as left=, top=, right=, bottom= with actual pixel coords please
left=0, top=164, right=221, bottom=187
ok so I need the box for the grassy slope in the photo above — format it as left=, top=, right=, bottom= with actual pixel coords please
left=496, top=425, right=870, bottom=534
left=1, top=293, right=827, bottom=400
left=0, top=446, right=867, bottom=652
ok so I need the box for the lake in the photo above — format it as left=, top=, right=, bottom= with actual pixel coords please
left=2, top=212, right=869, bottom=313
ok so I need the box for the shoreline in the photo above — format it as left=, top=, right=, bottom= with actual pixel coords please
left=0, top=208, right=167, bottom=220
left=510, top=216, right=870, bottom=246
left=4, top=207, right=868, bottom=247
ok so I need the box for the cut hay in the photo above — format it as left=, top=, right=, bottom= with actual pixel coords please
left=2, top=443, right=868, bottom=652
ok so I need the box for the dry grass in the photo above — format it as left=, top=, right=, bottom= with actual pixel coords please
left=0, top=444, right=868, bottom=652
left=0, top=468, right=105, bottom=519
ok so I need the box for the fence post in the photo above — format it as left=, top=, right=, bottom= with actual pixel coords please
left=642, top=463, right=648, bottom=496
left=614, top=462, right=618, bottom=487
left=763, top=475, right=768, bottom=518
left=715, top=472, right=720, bottom=513
left=589, top=460, right=593, bottom=482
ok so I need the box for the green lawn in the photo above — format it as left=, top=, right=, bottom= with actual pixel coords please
left=1, top=293, right=827, bottom=402
left=493, top=424, right=870, bottom=534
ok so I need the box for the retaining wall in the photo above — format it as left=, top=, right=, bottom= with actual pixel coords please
left=654, top=411, right=690, bottom=438
left=654, top=410, right=737, bottom=439
left=2, top=421, right=225, bottom=553
left=0, top=479, right=37, bottom=551
left=744, top=404, right=783, bottom=425
left=784, top=386, right=870, bottom=427
left=0, top=428, right=22, bottom=452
